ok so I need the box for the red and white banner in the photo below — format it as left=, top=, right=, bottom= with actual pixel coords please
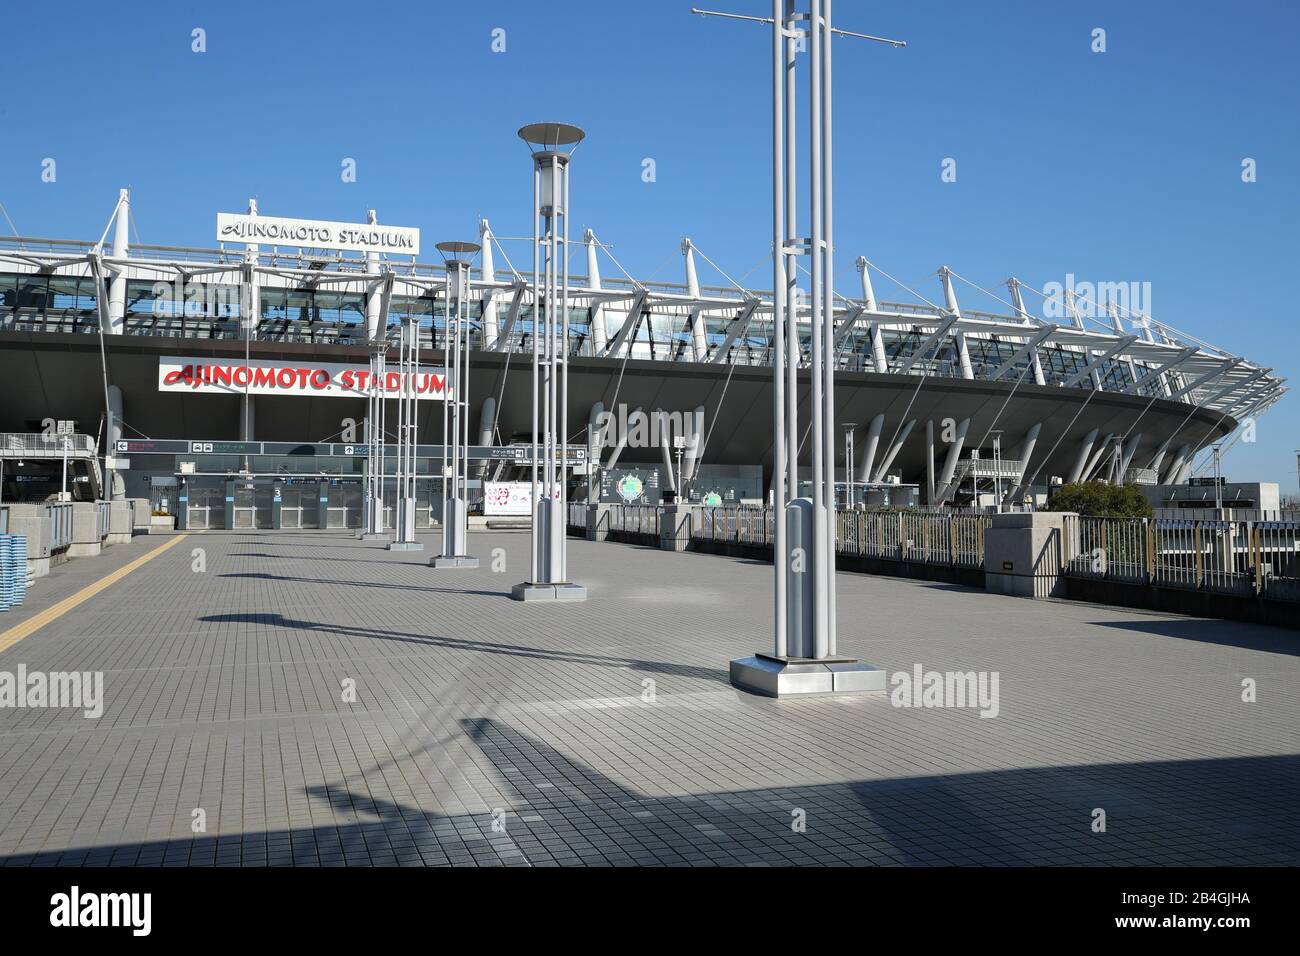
left=158, top=356, right=448, bottom=400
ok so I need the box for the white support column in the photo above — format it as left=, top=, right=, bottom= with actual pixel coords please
left=856, top=255, right=877, bottom=311
left=659, top=421, right=677, bottom=493
left=1147, top=436, right=1174, bottom=475
left=925, top=419, right=936, bottom=506
left=856, top=412, right=884, bottom=483
left=1119, top=433, right=1142, bottom=478
left=939, top=265, right=961, bottom=317
left=107, top=188, right=130, bottom=335
left=1065, top=288, right=1086, bottom=330
left=1081, top=433, right=1115, bottom=482
left=584, top=229, right=608, bottom=356
left=682, top=404, right=706, bottom=484
left=1010, top=276, right=1049, bottom=387
left=1162, top=443, right=1192, bottom=485
left=1009, top=279, right=1049, bottom=387
left=872, top=419, right=916, bottom=484
left=869, top=322, right=888, bottom=373
left=938, top=267, right=974, bottom=378
left=1068, top=428, right=1100, bottom=483
left=683, top=238, right=707, bottom=362
left=365, top=209, right=382, bottom=340
left=107, top=384, right=125, bottom=498
left=933, top=416, right=970, bottom=503
left=1137, top=312, right=1156, bottom=343
left=480, top=219, right=499, bottom=350
left=1006, top=422, right=1042, bottom=502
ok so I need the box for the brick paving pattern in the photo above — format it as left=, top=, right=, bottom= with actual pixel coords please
left=1, top=529, right=1296, bottom=866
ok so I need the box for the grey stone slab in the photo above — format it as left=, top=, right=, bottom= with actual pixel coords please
left=0, top=529, right=1296, bottom=867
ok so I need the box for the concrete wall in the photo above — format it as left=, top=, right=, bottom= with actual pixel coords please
left=983, top=511, right=1073, bottom=599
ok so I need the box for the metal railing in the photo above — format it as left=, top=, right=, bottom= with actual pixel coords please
left=97, top=500, right=111, bottom=539
left=694, top=505, right=773, bottom=544
left=0, top=432, right=97, bottom=457
left=835, top=510, right=990, bottom=567
left=1062, top=515, right=1300, bottom=602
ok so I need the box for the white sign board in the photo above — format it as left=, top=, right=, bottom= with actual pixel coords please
left=483, top=482, right=534, bottom=516
left=159, top=356, right=449, bottom=400
left=216, top=213, right=420, bottom=256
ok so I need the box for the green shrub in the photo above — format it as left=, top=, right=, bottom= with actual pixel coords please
left=1046, top=481, right=1153, bottom=518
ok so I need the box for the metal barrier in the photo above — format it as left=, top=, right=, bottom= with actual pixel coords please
left=690, top=506, right=989, bottom=567
left=1062, top=515, right=1300, bottom=602
left=607, top=504, right=661, bottom=541
left=0, top=505, right=8, bottom=535
left=694, top=506, right=772, bottom=545
left=46, top=502, right=73, bottom=551
left=97, top=500, right=111, bottom=539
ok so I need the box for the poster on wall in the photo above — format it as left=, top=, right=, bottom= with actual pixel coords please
left=599, top=467, right=662, bottom=505
left=483, top=482, right=533, bottom=516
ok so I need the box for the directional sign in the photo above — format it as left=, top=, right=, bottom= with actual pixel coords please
left=116, top=439, right=585, bottom=463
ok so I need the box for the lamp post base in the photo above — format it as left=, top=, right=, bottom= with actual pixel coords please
left=388, top=541, right=424, bottom=552
left=729, top=653, right=886, bottom=698
left=431, top=554, right=479, bottom=568
left=360, top=532, right=389, bottom=542
left=510, top=582, right=587, bottom=603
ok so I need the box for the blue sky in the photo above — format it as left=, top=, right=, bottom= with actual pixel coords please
left=2, top=0, right=1297, bottom=489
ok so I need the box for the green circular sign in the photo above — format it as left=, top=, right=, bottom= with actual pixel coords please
left=617, top=474, right=644, bottom=502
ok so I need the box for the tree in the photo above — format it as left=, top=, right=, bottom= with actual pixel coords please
left=1047, top=481, right=1153, bottom=518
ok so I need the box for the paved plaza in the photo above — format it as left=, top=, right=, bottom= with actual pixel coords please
left=0, top=529, right=1296, bottom=867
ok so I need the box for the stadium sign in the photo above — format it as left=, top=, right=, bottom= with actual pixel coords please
left=158, top=356, right=447, bottom=400
left=216, top=213, right=420, bottom=256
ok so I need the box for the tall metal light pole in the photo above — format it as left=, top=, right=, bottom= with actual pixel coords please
left=697, top=1, right=904, bottom=696
left=431, top=241, right=481, bottom=568
left=512, top=123, right=587, bottom=602
left=390, top=288, right=423, bottom=551
left=359, top=324, right=388, bottom=540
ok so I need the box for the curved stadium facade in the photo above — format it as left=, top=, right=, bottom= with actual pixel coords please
left=0, top=206, right=1285, bottom=524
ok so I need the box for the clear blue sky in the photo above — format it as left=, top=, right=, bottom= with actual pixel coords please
left=2, top=0, right=1297, bottom=490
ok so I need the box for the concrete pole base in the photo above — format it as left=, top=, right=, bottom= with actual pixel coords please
left=388, top=541, right=425, bottom=552
left=510, top=582, right=587, bottom=603
left=729, top=654, right=886, bottom=698
left=360, top=532, right=389, bottom=541
left=430, top=555, right=479, bottom=568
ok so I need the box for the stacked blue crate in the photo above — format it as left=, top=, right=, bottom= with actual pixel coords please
left=0, top=534, right=28, bottom=612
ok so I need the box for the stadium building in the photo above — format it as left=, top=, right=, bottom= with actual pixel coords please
left=0, top=190, right=1284, bottom=530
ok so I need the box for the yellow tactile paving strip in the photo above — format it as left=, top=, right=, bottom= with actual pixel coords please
left=0, top=534, right=188, bottom=653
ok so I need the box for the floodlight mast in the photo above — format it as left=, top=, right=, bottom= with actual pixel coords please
left=512, top=123, right=587, bottom=602
left=703, top=1, right=905, bottom=696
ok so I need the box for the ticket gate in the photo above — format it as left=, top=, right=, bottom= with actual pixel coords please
left=177, top=476, right=364, bottom=530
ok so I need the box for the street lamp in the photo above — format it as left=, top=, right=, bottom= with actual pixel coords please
left=390, top=268, right=425, bottom=552
left=511, top=122, right=587, bottom=602
left=359, top=308, right=388, bottom=541
left=430, top=240, right=481, bottom=567
left=700, top=0, right=903, bottom=695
